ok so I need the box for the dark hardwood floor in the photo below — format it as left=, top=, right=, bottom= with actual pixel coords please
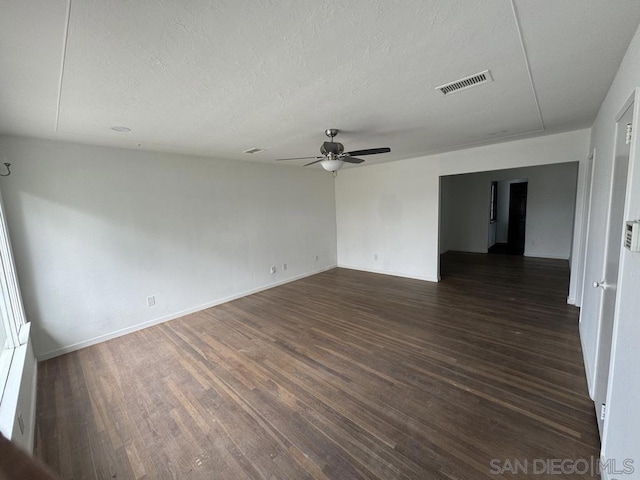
left=487, top=243, right=524, bottom=255
left=35, top=253, right=600, bottom=479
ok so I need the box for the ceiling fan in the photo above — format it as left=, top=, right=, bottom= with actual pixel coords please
left=276, top=129, right=390, bottom=175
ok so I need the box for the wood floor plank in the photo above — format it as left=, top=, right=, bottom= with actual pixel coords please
left=35, top=253, right=599, bottom=479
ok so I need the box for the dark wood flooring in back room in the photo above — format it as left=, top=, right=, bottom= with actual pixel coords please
left=35, top=252, right=600, bottom=480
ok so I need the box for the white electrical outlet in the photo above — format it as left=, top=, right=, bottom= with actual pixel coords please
left=600, top=404, right=606, bottom=421
left=270, top=266, right=276, bottom=274
left=147, top=295, right=156, bottom=307
left=282, top=263, right=287, bottom=271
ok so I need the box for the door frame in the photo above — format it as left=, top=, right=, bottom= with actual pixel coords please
left=602, top=86, right=640, bottom=454
left=587, top=91, right=636, bottom=402
left=575, top=148, right=596, bottom=307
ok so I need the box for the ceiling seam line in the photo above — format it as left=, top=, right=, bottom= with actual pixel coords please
left=424, top=128, right=546, bottom=157
left=509, top=0, right=545, bottom=132
left=55, top=0, right=73, bottom=132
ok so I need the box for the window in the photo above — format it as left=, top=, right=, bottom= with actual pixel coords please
left=490, top=181, right=498, bottom=223
left=0, top=319, right=12, bottom=404
left=0, top=194, right=26, bottom=406
left=0, top=319, right=7, bottom=354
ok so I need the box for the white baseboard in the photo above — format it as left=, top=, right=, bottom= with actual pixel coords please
left=524, top=252, right=570, bottom=260
left=38, top=264, right=337, bottom=361
left=337, top=263, right=439, bottom=283
left=567, top=295, right=577, bottom=305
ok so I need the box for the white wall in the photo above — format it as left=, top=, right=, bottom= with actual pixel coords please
left=336, top=129, right=589, bottom=282
left=519, top=164, right=577, bottom=259
left=335, top=160, right=440, bottom=281
left=441, top=173, right=493, bottom=254
left=0, top=136, right=337, bottom=359
left=587, top=21, right=640, bottom=470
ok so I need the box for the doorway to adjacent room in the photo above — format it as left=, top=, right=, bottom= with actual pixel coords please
left=488, top=179, right=528, bottom=255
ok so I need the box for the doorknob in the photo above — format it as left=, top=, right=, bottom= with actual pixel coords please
left=593, top=280, right=608, bottom=289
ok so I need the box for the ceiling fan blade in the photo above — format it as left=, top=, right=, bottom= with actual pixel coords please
left=342, top=157, right=364, bottom=164
left=304, top=159, right=324, bottom=167
left=276, top=156, right=322, bottom=161
left=345, top=147, right=391, bottom=156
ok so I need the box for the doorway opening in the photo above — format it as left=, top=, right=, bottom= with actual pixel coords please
left=438, top=163, right=578, bottom=283
left=488, top=179, right=528, bottom=255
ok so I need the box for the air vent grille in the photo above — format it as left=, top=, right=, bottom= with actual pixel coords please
left=436, top=70, right=493, bottom=96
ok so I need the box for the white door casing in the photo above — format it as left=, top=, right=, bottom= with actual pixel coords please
left=581, top=93, right=634, bottom=435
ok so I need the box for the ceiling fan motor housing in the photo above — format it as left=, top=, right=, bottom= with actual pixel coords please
left=321, top=141, right=344, bottom=156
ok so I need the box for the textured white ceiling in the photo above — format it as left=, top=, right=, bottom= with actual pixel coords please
left=1, top=0, right=640, bottom=166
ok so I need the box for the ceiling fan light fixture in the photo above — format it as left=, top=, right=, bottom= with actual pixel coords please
left=320, top=159, right=345, bottom=172
left=274, top=128, right=390, bottom=175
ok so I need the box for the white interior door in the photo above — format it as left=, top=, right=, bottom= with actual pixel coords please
left=600, top=88, right=640, bottom=473
left=590, top=100, right=633, bottom=432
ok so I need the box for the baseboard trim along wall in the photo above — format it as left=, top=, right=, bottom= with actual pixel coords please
left=337, top=264, right=439, bottom=283
left=38, top=264, right=337, bottom=361
left=523, top=253, right=570, bottom=260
